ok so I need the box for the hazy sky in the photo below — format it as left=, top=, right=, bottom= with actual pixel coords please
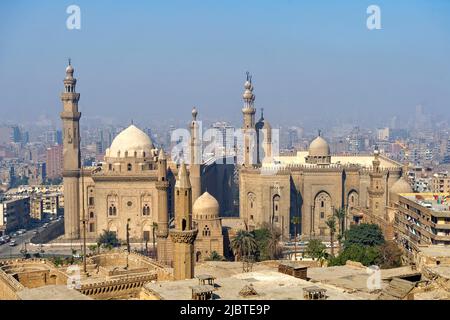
left=1, top=0, right=449, bottom=128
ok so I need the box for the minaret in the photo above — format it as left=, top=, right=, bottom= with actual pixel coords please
left=169, top=162, right=198, bottom=280
left=368, top=148, right=385, bottom=217
left=156, top=148, right=171, bottom=264
left=189, top=107, right=202, bottom=205
left=60, top=60, right=81, bottom=239
left=241, top=72, right=256, bottom=167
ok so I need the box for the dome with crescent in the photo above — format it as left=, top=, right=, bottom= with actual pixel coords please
left=106, top=125, right=155, bottom=158
left=309, top=135, right=330, bottom=157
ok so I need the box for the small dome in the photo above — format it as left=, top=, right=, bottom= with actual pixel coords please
left=193, top=192, right=219, bottom=218
left=308, top=135, right=330, bottom=157
left=106, top=125, right=154, bottom=158
left=390, top=177, right=413, bottom=195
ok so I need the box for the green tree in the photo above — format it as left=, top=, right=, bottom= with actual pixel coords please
left=291, top=216, right=301, bottom=260
left=97, top=230, right=120, bottom=250
left=344, top=224, right=385, bottom=248
left=230, top=230, right=258, bottom=262
left=305, top=239, right=327, bottom=261
left=205, top=251, right=225, bottom=261
left=334, top=207, right=346, bottom=252
left=325, top=216, right=337, bottom=257
left=328, top=244, right=380, bottom=267
left=266, top=226, right=282, bottom=260
left=88, top=244, right=98, bottom=255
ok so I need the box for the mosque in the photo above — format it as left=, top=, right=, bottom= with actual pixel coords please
left=60, top=62, right=411, bottom=271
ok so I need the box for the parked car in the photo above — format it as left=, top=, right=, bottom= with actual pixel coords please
left=11, top=232, right=18, bottom=238
left=43, top=223, right=49, bottom=228
left=9, top=240, right=17, bottom=247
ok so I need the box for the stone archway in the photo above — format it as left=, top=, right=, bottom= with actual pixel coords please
left=313, top=191, right=332, bottom=237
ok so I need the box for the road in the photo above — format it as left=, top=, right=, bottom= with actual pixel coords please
left=0, top=220, right=68, bottom=258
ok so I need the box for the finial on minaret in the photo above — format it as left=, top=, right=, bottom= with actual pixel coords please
left=261, top=108, right=264, bottom=120
left=192, top=107, right=198, bottom=120
left=68, top=58, right=71, bottom=66
left=131, top=119, right=134, bottom=125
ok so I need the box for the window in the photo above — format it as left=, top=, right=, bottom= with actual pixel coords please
left=127, top=163, right=132, bottom=171
left=127, top=201, right=133, bottom=207
left=320, top=212, right=325, bottom=219
left=89, top=223, right=95, bottom=233
left=89, top=212, right=94, bottom=218
left=321, top=201, right=324, bottom=208
left=182, top=219, right=187, bottom=231
left=203, top=225, right=211, bottom=237
left=108, top=204, right=117, bottom=216
left=143, top=204, right=150, bottom=216
left=143, top=231, right=150, bottom=241
left=88, top=197, right=94, bottom=206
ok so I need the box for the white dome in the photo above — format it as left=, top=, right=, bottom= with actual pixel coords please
left=309, top=136, right=330, bottom=157
left=106, top=125, right=154, bottom=158
left=193, top=192, right=219, bottom=218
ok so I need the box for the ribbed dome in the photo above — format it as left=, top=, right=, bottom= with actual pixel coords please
left=390, top=177, right=413, bottom=195
left=106, top=125, right=154, bottom=158
left=193, top=192, right=219, bottom=218
left=308, top=135, right=330, bottom=157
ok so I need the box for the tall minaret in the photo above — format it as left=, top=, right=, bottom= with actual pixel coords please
left=189, top=107, right=201, bottom=205
left=368, top=148, right=385, bottom=217
left=241, top=72, right=256, bottom=167
left=60, top=60, right=81, bottom=239
left=156, top=148, right=171, bottom=265
left=169, top=162, right=198, bottom=280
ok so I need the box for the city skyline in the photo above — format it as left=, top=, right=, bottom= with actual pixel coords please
left=1, top=0, right=450, bottom=127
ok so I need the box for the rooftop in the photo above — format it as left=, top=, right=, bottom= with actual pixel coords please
left=400, top=193, right=450, bottom=213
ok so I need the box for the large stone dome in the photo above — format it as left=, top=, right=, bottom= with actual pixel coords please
left=390, top=177, right=413, bottom=195
left=308, top=135, right=330, bottom=157
left=106, top=125, right=154, bottom=158
left=193, top=192, right=219, bottom=219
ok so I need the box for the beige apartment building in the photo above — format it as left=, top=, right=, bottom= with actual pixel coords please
left=0, top=197, right=30, bottom=236
left=431, top=172, right=450, bottom=193
left=395, top=193, right=450, bottom=262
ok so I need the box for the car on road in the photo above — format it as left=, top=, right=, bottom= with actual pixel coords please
left=17, top=229, right=26, bottom=235
left=9, top=240, right=17, bottom=247
left=11, top=232, right=18, bottom=238
left=43, top=223, right=49, bottom=228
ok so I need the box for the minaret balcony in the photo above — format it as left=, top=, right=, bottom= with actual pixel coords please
left=169, top=229, right=198, bottom=244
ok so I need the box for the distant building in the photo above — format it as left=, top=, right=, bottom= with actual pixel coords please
left=46, top=144, right=63, bottom=179
left=431, top=172, right=450, bottom=193
left=0, top=196, right=30, bottom=236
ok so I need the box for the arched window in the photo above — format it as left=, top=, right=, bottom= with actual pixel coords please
left=108, top=204, right=117, bottom=216
left=272, top=195, right=280, bottom=224
left=182, top=218, right=187, bottom=231
left=127, top=163, right=132, bottom=171
left=142, top=204, right=150, bottom=216
left=203, top=225, right=210, bottom=237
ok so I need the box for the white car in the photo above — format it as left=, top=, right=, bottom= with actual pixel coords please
left=9, top=240, right=17, bottom=247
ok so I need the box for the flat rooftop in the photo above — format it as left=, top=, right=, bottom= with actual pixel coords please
left=145, top=269, right=361, bottom=300
left=400, top=193, right=450, bottom=213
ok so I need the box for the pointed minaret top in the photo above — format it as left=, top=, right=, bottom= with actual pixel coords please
left=192, top=107, right=198, bottom=120
left=176, top=161, right=191, bottom=189
left=158, top=148, right=166, bottom=160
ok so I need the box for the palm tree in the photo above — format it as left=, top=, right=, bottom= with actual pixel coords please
left=334, top=207, right=346, bottom=252
left=230, top=230, right=258, bottom=270
left=291, top=216, right=301, bottom=261
left=325, top=216, right=336, bottom=257
left=267, top=227, right=282, bottom=260
left=152, top=222, right=158, bottom=259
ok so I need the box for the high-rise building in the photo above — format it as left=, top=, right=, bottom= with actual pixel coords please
left=46, top=144, right=63, bottom=179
